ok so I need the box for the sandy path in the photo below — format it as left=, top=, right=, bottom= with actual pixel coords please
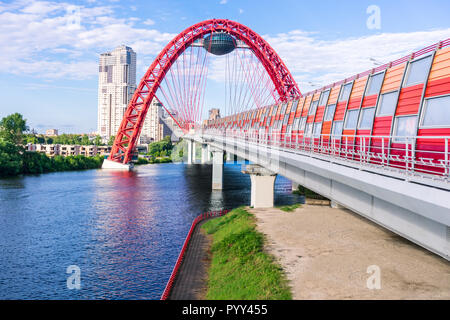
left=249, top=205, right=450, bottom=300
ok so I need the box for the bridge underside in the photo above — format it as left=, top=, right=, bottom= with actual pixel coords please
left=189, top=135, right=450, bottom=261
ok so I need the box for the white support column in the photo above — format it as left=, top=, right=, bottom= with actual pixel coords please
left=226, top=151, right=232, bottom=162
left=211, top=148, right=224, bottom=190
left=201, top=144, right=209, bottom=164
left=292, top=181, right=299, bottom=191
left=192, top=142, right=197, bottom=163
left=207, top=144, right=211, bottom=162
left=187, top=139, right=193, bottom=164
left=242, top=165, right=277, bottom=208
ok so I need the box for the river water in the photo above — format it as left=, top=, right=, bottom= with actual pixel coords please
left=0, top=163, right=303, bottom=299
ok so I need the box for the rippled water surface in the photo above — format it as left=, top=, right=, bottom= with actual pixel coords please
left=0, top=163, right=302, bottom=299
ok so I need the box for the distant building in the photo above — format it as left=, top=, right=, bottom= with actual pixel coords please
left=45, top=129, right=58, bottom=136
left=27, top=144, right=111, bottom=157
left=203, top=108, right=221, bottom=127
left=97, top=45, right=137, bottom=140
left=209, top=108, right=221, bottom=121
left=139, top=98, right=173, bottom=144
left=60, top=145, right=80, bottom=157
left=35, top=144, right=60, bottom=157
left=79, top=145, right=98, bottom=157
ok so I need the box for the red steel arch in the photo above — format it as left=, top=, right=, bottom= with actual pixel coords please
left=109, top=19, right=301, bottom=164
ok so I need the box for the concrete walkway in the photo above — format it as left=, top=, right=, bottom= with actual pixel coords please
left=250, top=205, right=450, bottom=299
left=168, top=220, right=210, bottom=300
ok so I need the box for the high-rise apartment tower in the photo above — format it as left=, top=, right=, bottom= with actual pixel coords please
left=97, top=45, right=136, bottom=140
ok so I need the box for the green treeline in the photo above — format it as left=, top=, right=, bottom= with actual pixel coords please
left=134, top=136, right=174, bottom=165
left=0, top=113, right=104, bottom=177
left=147, top=135, right=174, bottom=157
left=24, top=133, right=104, bottom=146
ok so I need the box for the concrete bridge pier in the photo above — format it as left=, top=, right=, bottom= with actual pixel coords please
left=226, top=151, right=232, bottom=162
left=102, top=159, right=133, bottom=170
left=201, top=144, right=209, bottom=164
left=187, top=139, right=193, bottom=164
left=292, top=181, right=299, bottom=191
left=211, top=148, right=224, bottom=190
left=207, top=145, right=211, bottom=162
left=242, top=164, right=277, bottom=208
left=193, top=142, right=198, bottom=163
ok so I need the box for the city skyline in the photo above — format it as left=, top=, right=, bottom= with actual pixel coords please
left=0, top=0, right=449, bottom=133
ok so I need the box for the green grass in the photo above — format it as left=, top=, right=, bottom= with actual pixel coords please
left=201, top=207, right=292, bottom=300
left=277, top=203, right=302, bottom=212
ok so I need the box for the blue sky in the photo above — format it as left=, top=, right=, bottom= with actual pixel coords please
left=0, top=0, right=449, bottom=133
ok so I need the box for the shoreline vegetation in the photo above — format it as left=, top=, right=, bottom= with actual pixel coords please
left=201, top=207, right=291, bottom=300
left=1, top=150, right=104, bottom=177
left=0, top=112, right=179, bottom=177
left=0, top=113, right=106, bottom=177
left=135, top=157, right=172, bottom=165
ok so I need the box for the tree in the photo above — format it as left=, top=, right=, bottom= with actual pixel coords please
left=0, top=141, right=23, bottom=176
left=108, top=135, right=115, bottom=146
left=93, top=135, right=103, bottom=146
left=80, top=135, right=90, bottom=145
left=0, top=113, right=28, bottom=145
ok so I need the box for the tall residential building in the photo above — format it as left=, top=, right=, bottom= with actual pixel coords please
left=97, top=45, right=136, bottom=140
left=139, top=98, right=173, bottom=144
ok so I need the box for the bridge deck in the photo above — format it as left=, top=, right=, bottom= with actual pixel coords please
left=167, top=220, right=210, bottom=300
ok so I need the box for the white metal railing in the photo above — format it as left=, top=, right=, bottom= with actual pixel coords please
left=193, top=129, right=450, bottom=188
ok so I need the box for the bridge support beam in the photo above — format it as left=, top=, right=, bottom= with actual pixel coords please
left=212, top=149, right=224, bottom=190
left=187, top=139, right=193, bottom=164
left=292, top=181, right=299, bottom=191
left=226, top=151, right=232, bottom=162
left=207, top=145, right=211, bottom=162
left=242, top=164, right=277, bottom=208
left=201, top=144, right=209, bottom=164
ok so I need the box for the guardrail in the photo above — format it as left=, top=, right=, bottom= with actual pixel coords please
left=195, top=129, right=450, bottom=189
left=160, top=209, right=230, bottom=300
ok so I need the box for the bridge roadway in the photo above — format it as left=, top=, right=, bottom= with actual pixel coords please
left=186, top=133, right=450, bottom=261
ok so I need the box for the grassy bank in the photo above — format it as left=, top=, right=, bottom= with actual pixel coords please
left=277, top=203, right=302, bottom=212
left=201, top=207, right=291, bottom=300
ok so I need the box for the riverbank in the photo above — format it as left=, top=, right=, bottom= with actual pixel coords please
left=250, top=205, right=450, bottom=299
left=200, top=207, right=291, bottom=300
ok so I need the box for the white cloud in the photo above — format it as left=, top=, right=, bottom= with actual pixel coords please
left=0, top=0, right=174, bottom=79
left=239, top=8, right=244, bottom=14
left=262, top=29, right=450, bottom=93
left=143, top=18, right=155, bottom=26
left=219, top=0, right=228, bottom=4
left=0, top=0, right=449, bottom=95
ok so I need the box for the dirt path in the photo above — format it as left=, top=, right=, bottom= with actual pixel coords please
left=168, top=220, right=211, bottom=300
left=249, top=205, right=450, bottom=300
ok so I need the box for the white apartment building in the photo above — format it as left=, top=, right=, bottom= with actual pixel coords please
left=139, top=98, right=173, bottom=144
left=97, top=45, right=137, bottom=140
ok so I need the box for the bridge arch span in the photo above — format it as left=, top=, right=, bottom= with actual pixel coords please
left=108, top=19, right=301, bottom=164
